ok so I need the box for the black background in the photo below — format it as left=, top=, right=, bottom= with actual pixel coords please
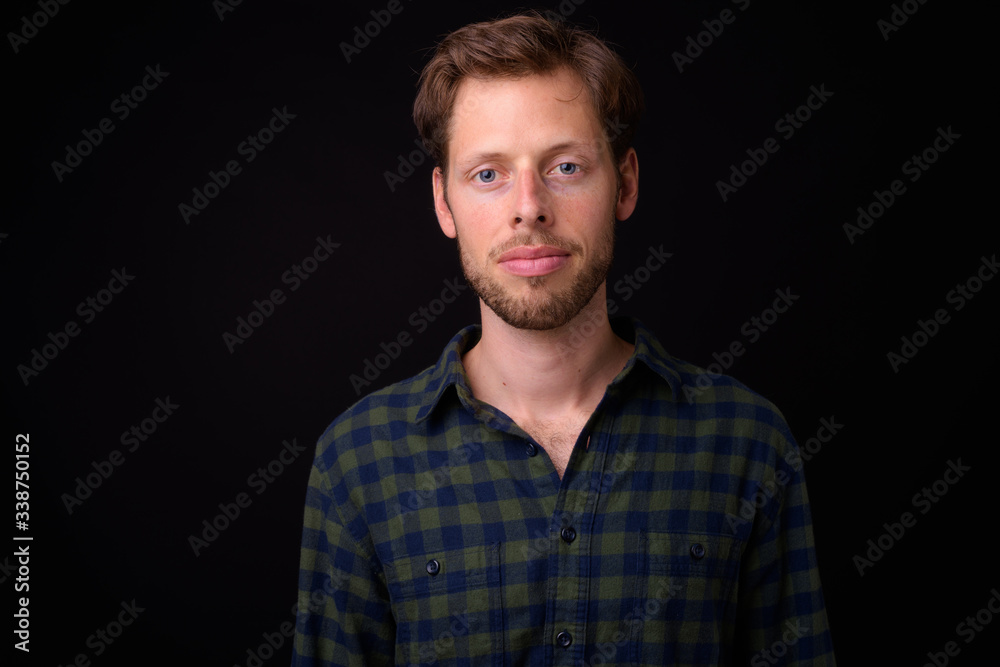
left=4, top=0, right=996, bottom=664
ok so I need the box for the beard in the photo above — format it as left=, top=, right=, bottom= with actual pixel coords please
left=456, top=219, right=616, bottom=331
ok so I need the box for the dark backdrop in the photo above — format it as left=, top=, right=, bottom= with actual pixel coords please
left=5, top=0, right=996, bottom=664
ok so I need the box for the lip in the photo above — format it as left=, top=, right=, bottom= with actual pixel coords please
left=497, top=245, right=571, bottom=262
left=497, top=245, right=571, bottom=277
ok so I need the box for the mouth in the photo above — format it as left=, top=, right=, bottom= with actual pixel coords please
left=496, top=245, right=571, bottom=277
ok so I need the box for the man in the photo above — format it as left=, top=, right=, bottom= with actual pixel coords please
left=294, top=11, right=835, bottom=666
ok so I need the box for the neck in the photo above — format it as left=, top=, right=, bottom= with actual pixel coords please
left=462, top=285, right=634, bottom=420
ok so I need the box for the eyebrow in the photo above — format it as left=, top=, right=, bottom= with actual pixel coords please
left=455, top=140, right=599, bottom=172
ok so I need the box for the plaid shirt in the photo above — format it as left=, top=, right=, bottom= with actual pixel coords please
left=293, top=318, right=835, bottom=666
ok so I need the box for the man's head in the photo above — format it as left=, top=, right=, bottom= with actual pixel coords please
left=415, top=12, right=643, bottom=331
left=414, top=11, right=644, bottom=174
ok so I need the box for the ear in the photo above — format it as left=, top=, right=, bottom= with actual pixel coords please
left=614, top=148, right=639, bottom=221
left=433, top=166, right=457, bottom=238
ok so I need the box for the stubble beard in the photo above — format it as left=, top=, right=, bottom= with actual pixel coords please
left=456, top=218, right=616, bottom=331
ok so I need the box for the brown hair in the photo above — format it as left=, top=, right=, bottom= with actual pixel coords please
left=413, top=11, right=644, bottom=170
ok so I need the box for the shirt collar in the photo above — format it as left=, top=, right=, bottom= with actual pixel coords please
left=415, top=317, right=682, bottom=423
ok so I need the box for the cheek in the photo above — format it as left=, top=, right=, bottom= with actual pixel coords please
left=554, top=183, right=615, bottom=224
left=452, top=206, right=497, bottom=258
left=451, top=187, right=504, bottom=222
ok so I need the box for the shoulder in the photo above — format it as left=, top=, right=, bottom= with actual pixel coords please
left=685, top=356, right=793, bottom=436
left=312, top=364, right=440, bottom=478
left=638, top=344, right=800, bottom=468
left=673, top=355, right=788, bottom=418
left=306, top=325, right=476, bottom=505
left=632, top=319, right=790, bottom=432
left=625, top=316, right=797, bottom=452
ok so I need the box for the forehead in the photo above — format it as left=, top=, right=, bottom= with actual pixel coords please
left=447, top=68, right=605, bottom=164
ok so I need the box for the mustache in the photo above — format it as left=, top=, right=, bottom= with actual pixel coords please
left=487, top=231, right=582, bottom=261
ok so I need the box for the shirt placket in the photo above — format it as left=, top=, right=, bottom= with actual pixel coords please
left=545, top=415, right=610, bottom=665
left=456, top=374, right=619, bottom=665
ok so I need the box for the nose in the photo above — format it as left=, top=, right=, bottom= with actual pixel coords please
left=511, top=169, right=552, bottom=228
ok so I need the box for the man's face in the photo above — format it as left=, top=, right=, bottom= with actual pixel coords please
left=432, top=67, right=638, bottom=331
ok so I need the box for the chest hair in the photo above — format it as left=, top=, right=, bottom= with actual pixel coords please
left=519, top=415, right=589, bottom=478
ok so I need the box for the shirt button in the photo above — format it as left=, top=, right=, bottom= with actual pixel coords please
left=690, top=543, right=706, bottom=560
left=556, top=631, right=572, bottom=648
left=525, top=442, right=538, bottom=457
left=560, top=527, right=577, bottom=543
left=426, top=559, right=440, bottom=575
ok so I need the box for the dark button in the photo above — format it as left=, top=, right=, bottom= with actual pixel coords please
left=560, top=527, right=577, bottom=543
left=525, top=442, right=538, bottom=457
left=556, top=631, right=572, bottom=648
left=690, top=543, right=706, bottom=560
left=426, top=559, right=440, bottom=575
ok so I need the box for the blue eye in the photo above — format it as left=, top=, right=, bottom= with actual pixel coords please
left=476, top=169, right=496, bottom=183
left=557, top=163, right=579, bottom=175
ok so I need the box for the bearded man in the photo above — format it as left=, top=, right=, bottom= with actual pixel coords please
left=293, top=11, right=835, bottom=666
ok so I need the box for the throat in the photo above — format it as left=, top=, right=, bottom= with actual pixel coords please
left=520, top=416, right=590, bottom=479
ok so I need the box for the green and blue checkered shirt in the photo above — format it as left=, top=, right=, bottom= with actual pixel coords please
left=293, top=318, right=835, bottom=665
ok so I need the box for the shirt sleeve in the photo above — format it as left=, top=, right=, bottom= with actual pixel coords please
left=292, top=460, right=395, bottom=666
left=734, top=424, right=837, bottom=666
